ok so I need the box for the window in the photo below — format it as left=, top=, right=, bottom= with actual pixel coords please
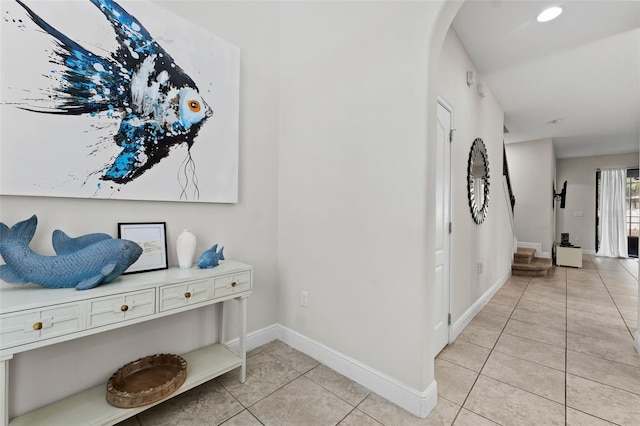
left=595, top=168, right=639, bottom=257
left=626, top=169, right=639, bottom=238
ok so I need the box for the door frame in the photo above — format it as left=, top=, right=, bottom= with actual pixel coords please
left=434, top=96, right=454, bottom=355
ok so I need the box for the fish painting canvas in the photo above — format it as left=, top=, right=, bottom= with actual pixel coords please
left=0, top=0, right=239, bottom=202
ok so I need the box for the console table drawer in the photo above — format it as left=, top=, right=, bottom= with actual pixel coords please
left=159, top=279, right=212, bottom=312
left=0, top=303, right=83, bottom=349
left=213, top=272, right=251, bottom=298
left=87, top=289, right=156, bottom=329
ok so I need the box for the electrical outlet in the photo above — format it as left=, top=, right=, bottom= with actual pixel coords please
left=301, top=291, right=309, bottom=307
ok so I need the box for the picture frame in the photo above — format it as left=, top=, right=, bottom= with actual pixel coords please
left=1, top=0, right=240, bottom=203
left=118, top=222, right=168, bottom=274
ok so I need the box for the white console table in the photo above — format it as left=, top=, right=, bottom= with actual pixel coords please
left=0, top=261, right=252, bottom=426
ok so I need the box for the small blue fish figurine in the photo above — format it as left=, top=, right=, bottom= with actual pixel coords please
left=197, top=244, right=225, bottom=269
left=0, top=215, right=142, bottom=290
left=52, top=229, right=113, bottom=255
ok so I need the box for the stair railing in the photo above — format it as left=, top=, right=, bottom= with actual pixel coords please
left=503, top=144, right=517, bottom=253
left=503, top=145, right=515, bottom=213
left=503, top=175, right=518, bottom=253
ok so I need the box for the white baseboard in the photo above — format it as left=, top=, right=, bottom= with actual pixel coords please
left=450, top=269, right=511, bottom=341
left=277, top=325, right=438, bottom=418
left=226, top=323, right=280, bottom=353
left=582, top=249, right=596, bottom=255
left=518, top=241, right=542, bottom=251
left=228, top=269, right=513, bottom=417
left=517, top=242, right=550, bottom=258
left=227, top=323, right=438, bottom=419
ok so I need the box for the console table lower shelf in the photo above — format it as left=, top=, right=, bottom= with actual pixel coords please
left=10, top=343, right=240, bottom=426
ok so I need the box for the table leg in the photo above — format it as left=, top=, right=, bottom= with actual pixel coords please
left=238, top=296, right=247, bottom=383
left=219, top=301, right=226, bottom=346
left=1, top=356, right=12, bottom=426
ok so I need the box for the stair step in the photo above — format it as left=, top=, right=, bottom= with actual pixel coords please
left=514, top=247, right=536, bottom=264
left=512, top=257, right=553, bottom=277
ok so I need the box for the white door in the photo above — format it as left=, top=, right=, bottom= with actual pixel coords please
left=433, top=99, right=452, bottom=356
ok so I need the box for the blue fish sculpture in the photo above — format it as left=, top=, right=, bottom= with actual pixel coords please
left=197, top=244, right=225, bottom=269
left=0, top=215, right=143, bottom=290
left=52, top=229, right=112, bottom=255
left=15, top=0, right=212, bottom=184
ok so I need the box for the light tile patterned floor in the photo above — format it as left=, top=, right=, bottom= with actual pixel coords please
left=119, top=256, right=639, bottom=425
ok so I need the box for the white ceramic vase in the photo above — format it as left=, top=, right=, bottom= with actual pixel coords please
left=176, top=229, right=197, bottom=269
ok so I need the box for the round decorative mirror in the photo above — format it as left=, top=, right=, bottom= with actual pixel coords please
left=467, top=138, right=490, bottom=224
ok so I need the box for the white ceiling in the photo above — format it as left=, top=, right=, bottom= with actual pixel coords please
left=452, top=0, right=640, bottom=159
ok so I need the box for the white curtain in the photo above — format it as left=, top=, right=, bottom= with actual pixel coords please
left=597, top=168, right=628, bottom=258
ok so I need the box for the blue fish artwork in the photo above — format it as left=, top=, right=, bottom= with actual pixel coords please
left=12, top=0, right=213, bottom=187
left=0, top=215, right=143, bottom=290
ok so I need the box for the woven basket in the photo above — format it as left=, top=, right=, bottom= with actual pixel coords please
left=106, top=353, right=187, bottom=408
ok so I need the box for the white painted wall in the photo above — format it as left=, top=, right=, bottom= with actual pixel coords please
left=277, top=0, right=448, bottom=394
left=1, top=1, right=281, bottom=416
left=556, top=153, right=639, bottom=252
left=505, top=139, right=556, bottom=256
left=437, top=29, right=512, bottom=328
left=2, top=0, right=468, bottom=418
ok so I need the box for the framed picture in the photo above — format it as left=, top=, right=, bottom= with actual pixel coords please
left=1, top=0, right=239, bottom=203
left=118, top=222, right=168, bottom=274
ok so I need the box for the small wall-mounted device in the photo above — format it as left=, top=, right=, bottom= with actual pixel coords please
left=466, top=70, right=476, bottom=87
left=477, top=83, right=486, bottom=98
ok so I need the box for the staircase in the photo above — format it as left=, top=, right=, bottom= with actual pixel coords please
left=512, top=247, right=553, bottom=277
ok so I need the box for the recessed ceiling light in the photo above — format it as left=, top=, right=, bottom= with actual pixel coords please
left=537, top=6, right=563, bottom=23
